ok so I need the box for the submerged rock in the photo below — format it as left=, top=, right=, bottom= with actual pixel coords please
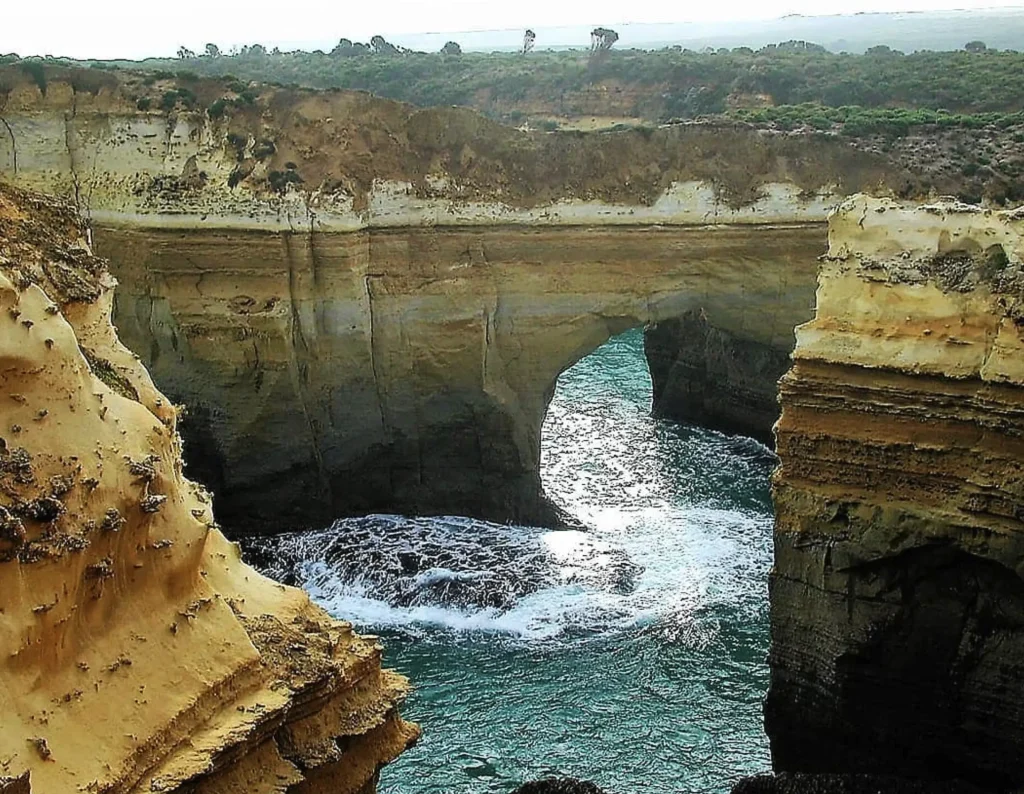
left=244, top=515, right=641, bottom=614
left=733, top=773, right=991, bottom=794
left=513, top=779, right=608, bottom=794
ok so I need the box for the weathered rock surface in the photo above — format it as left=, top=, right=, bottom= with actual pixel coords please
left=732, top=773, right=990, bottom=794
left=0, top=67, right=916, bottom=529
left=99, top=222, right=821, bottom=531
left=0, top=182, right=417, bottom=792
left=767, top=196, right=1024, bottom=788
left=645, top=311, right=795, bottom=445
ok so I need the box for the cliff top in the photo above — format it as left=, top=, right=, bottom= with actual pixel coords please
left=0, top=64, right=960, bottom=214
left=828, top=195, right=1024, bottom=297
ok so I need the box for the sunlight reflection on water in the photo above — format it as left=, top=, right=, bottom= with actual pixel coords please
left=249, top=328, right=776, bottom=793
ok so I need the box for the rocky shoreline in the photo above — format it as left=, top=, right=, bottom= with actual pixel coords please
left=2, top=63, right=1024, bottom=793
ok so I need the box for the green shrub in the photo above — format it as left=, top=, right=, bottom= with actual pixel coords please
left=176, top=87, right=197, bottom=107
left=208, top=98, right=228, bottom=119
left=268, top=169, right=303, bottom=192
left=252, top=138, right=276, bottom=159
left=19, top=61, right=46, bottom=94
left=136, top=96, right=152, bottom=111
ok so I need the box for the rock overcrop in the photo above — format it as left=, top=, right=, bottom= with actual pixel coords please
left=0, top=181, right=417, bottom=793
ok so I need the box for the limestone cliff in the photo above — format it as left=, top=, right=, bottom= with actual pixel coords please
left=100, top=222, right=822, bottom=531
left=0, top=65, right=907, bottom=529
left=0, top=65, right=908, bottom=228
left=645, top=311, right=793, bottom=446
left=0, top=182, right=417, bottom=792
left=767, top=195, right=1024, bottom=787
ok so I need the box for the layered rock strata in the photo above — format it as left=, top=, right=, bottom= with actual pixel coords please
left=0, top=67, right=912, bottom=528
left=101, top=222, right=821, bottom=531
left=767, top=196, right=1024, bottom=788
left=0, top=182, right=417, bottom=792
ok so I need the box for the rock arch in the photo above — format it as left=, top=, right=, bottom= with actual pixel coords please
left=98, top=222, right=824, bottom=533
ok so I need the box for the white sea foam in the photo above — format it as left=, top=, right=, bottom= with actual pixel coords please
left=256, top=499, right=770, bottom=645
left=245, top=329, right=773, bottom=646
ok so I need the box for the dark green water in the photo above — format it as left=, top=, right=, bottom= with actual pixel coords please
left=253, top=329, right=776, bottom=793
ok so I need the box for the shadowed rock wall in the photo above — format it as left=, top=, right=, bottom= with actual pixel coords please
left=645, top=312, right=798, bottom=446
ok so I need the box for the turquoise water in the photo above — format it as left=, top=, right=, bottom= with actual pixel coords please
left=251, top=329, right=775, bottom=793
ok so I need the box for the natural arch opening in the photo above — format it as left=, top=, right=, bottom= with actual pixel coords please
left=244, top=327, right=780, bottom=792
left=527, top=327, right=779, bottom=787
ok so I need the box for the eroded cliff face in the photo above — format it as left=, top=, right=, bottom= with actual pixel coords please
left=645, top=311, right=793, bottom=446
left=767, top=196, right=1024, bottom=788
left=0, top=67, right=910, bottom=227
left=99, top=223, right=821, bottom=531
left=0, top=67, right=911, bottom=528
left=0, top=183, right=417, bottom=792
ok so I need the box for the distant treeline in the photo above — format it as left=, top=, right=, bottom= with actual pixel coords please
left=4, top=40, right=1024, bottom=126
left=19, top=39, right=1019, bottom=121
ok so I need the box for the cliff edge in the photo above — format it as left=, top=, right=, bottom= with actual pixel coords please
left=768, top=195, right=1024, bottom=787
left=0, top=181, right=417, bottom=792
left=0, top=67, right=856, bottom=530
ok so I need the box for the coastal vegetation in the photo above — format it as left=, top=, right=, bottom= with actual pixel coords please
left=3, top=40, right=1023, bottom=205
left=7, top=41, right=1018, bottom=125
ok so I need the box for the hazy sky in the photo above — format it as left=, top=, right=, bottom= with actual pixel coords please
left=4, top=0, right=1023, bottom=59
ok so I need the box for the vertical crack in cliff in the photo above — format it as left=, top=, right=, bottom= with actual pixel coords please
left=162, top=114, right=175, bottom=172
left=364, top=273, right=389, bottom=437
left=483, top=306, right=493, bottom=392
left=307, top=220, right=328, bottom=338
left=0, top=116, right=17, bottom=175
left=283, top=232, right=330, bottom=502
left=63, top=95, right=83, bottom=217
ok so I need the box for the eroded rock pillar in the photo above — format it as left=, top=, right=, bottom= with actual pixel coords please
left=767, top=196, right=1024, bottom=788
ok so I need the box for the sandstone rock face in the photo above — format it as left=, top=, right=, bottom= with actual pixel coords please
left=0, top=70, right=909, bottom=529
left=767, top=196, right=1024, bottom=788
left=645, top=311, right=798, bottom=446
left=99, top=223, right=822, bottom=531
left=0, top=183, right=417, bottom=793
